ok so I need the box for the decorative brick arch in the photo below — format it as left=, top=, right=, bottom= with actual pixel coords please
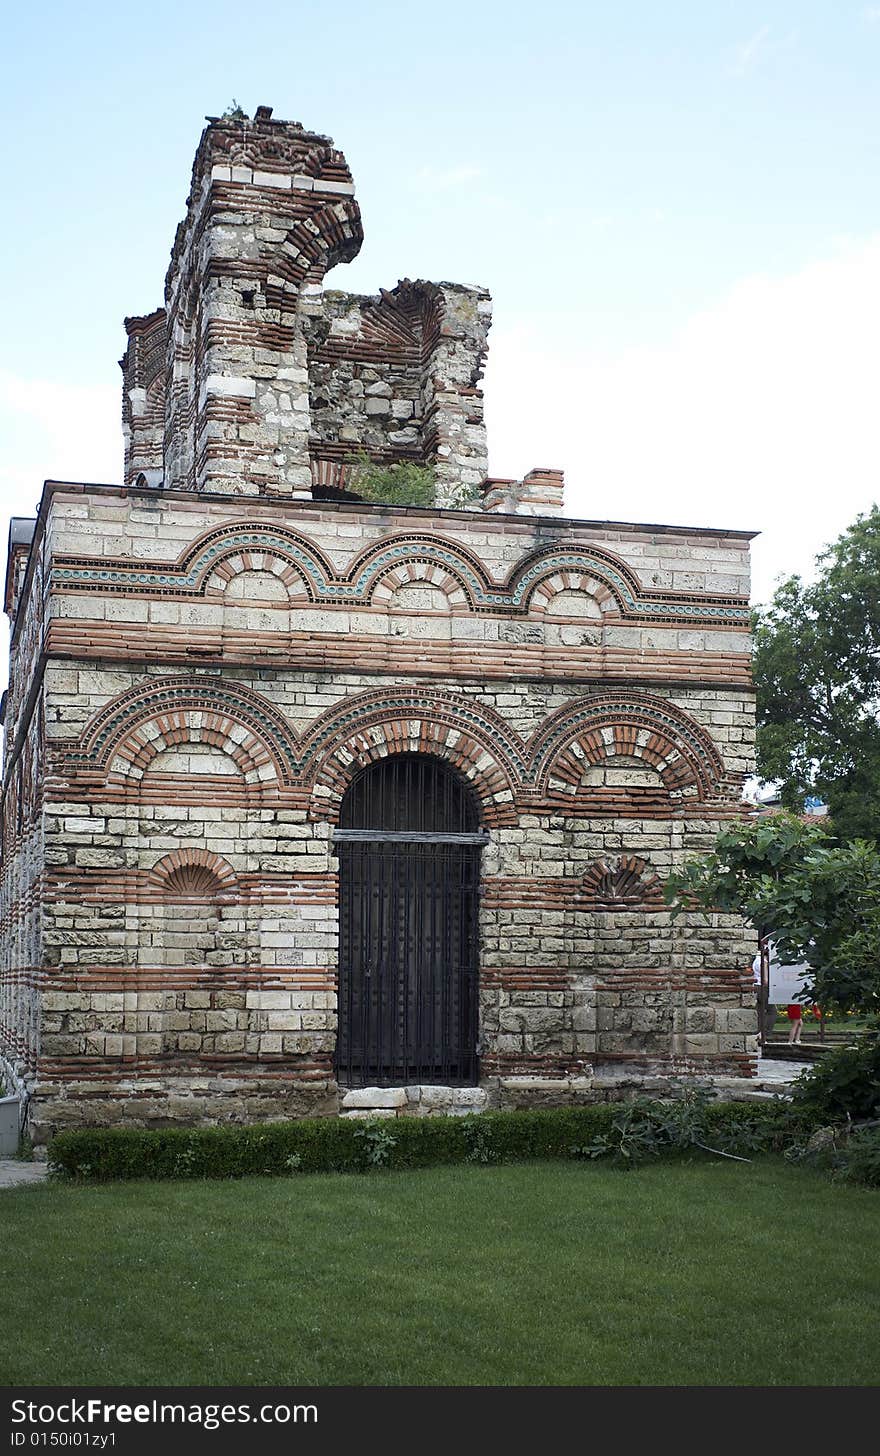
left=525, top=569, right=610, bottom=618
left=202, top=547, right=312, bottom=604
left=107, top=709, right=275, bottom=787
left=577, top=855, right=662, bottom=909
left=348, top=534, right=490, bottom=610
left=528, top=692, right=725, bottom=803
left=509, top=545, right=643, bottom=616
left=149, top=848, right=238, bottom=899
left=59, top=677, right=297, bottom=790
left=180, top=523, right=335, bottom=601
left=369, top=559, right=471, bottom=610
left=280, top=203, right=362, bottom=289
left=302, top=689, right=524, bottom=824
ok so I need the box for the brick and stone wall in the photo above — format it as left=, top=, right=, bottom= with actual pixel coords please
left=121, top=111, right=490, bottom=508
left=2, top=481, right=756, bottom=1140
left=1, top=107, right=759, bottom=1141
left=1, top=524, right=45, bottom=1109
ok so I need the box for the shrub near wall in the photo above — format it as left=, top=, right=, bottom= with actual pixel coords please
left=47, top=1103, right=802, bottom=1182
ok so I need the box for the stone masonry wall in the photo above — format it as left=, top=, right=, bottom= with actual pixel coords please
left=3, top=483, right=757, bottom=1140
left=306, top=280, right=491, bottom=507
left=121, top=111, right=491, bottom=508
left=0, top=538, right=46, bottom=1109
left=161, top=112, right=363, bottom=498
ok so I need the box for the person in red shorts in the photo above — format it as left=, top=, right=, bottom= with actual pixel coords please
left=786, top=1002, right=803, bottom=1044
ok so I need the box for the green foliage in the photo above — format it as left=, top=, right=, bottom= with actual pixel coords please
left=572, top=1082, right=800, bottom=1166
left=460, top=1116, right=499, bottom=1164
left=352, top=1119, right=398, bottom=1167
left=346, top=452, right=436, bottom=508
left=827, top=1126, right=880, bottom=1187
left=786, top=1122, right=880, bottom=1188
left=753, top=505, right=880, bottom=840
left=15, top=1134, right=34, bottom=1162
left=221, top=99, right=248, bottom=120
left=664, top=812, right=880, bottom=1013
left=789, top=1034, right=880, bottom=1121
left=46, top=1101, right=804, bottom=1183
left=573, top=1098, right=663, bottom=1165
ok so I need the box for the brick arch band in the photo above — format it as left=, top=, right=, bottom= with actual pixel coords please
left=59, top=678, right=298, bottom=793
left=202, top=547, right=312, bottom=604
left=528, top=692, right=727, bottom=803
left=54, top=679, right=729, bottom=814
left=304, top=698, right=522, bottom=826
left=52, top=522, right=751, bottom=626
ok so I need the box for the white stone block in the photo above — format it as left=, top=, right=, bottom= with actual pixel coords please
left=341, top=1087, right=408, bottom=1109
left=204, top=375, right=257, bottom=399
left=313, top=178, right=356, bottom=196
left=252, top=170, right=292, bottom=189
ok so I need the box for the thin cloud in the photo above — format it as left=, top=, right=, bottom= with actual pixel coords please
left=729, top=24, right=771, bottom=76
left=484, top=237, right=880, bottom=605
left=0, top=369, right=119, bottom=507
left=414, top=164, right=485, bottom=192
left=728, top=25, right=797, bottom=77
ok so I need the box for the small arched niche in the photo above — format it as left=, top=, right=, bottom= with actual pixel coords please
left=580, top=755, right=667, bottom=789
left=544, top=589, right=602, bottom=620
left=386, top=582, right=454, bottom=640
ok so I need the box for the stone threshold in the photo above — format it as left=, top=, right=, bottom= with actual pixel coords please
left=339, top=1086, right=488, bottom=1118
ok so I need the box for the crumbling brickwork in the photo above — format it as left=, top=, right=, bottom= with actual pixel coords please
left=2, top=108, right=758, bottom=1141
left=121, top=112, right=490, bottom=509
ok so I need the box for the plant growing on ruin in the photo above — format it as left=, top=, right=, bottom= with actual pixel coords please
left=221, top=99, right=248, bottom=120
left=345, top=452, right=436, bottom=508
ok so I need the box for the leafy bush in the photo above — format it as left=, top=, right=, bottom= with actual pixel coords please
left=832, top=1126, right=880, bottom=1187
left=572, top=1083, right=804, bottom=1167
left=46, top=1100, right=806, bottom=1183
left=664, top=814, right=880, bottom=1013
left=788, top=1034, right=880, bottom=1121
left=787, top=1122, right=880, bottom=1188
left=346, top=454, right=436, bottom=508
left=352, top=1120, right=397, bottom=1167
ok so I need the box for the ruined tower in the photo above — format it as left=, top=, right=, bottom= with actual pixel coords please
left=121, top=109, right=492, bottom=508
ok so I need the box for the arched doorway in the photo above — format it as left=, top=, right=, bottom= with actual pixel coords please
left=334, top=754, right=485, bottom=1086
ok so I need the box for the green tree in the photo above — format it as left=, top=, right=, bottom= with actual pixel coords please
left=664, top=813, right=880, bottom=1013
left=753, top=505, right=880, bottom=839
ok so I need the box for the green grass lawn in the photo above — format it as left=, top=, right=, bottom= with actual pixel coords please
left=770, top=1012, right=873, bottom=1040
left=2, top=1160, right=878, bottom=1386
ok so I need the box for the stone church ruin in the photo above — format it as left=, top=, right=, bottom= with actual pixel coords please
left=1, top=107, right=757, bottom=1142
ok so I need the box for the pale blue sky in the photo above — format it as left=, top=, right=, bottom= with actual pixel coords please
left=3, top=0, right=880, bottom=602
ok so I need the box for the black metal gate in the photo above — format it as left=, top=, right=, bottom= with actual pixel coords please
left=334, top=755, right=484, bottom=1086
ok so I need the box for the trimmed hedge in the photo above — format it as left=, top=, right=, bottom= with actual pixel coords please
left=46, top=1101, right=803, bottom=1183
